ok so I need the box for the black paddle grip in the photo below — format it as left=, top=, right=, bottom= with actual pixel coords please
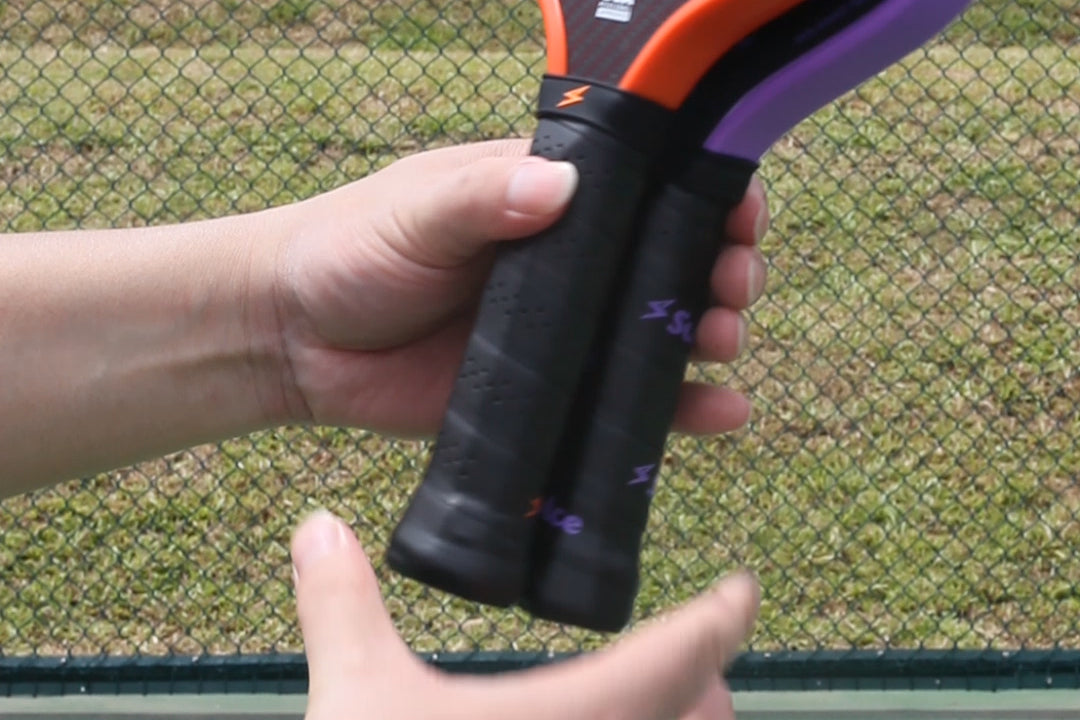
left=386, top=78, right=674, bottom=607
left=521, top=153, right=758, bottom=631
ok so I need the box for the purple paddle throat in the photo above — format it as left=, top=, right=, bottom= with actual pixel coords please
left=706, top=0, right=970, bottom=160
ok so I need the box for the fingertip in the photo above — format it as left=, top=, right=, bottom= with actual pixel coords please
left=291, top=509, right=356, bottom=580
left=710, top=245, right=767, bottom=310
left=701, top=571, right=761, bottom=667
left=746, top=251, right=767, bottom=307
left=672, top=384, right=752, bottom=436
left=692, top=308, right=747, bottom=363
left=718, top=571, right=761, bottom=630
left=725, top=175, right=770, bottom=247
left=505, top=158, right=578, bottom=217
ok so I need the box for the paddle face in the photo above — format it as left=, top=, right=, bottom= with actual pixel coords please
left=538, top=0, right=814, bottom=108
left=559, top=0, right=690, bottom=83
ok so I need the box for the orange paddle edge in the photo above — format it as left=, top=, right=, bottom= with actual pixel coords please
left=538, top=0, right=569, bottom=75
left=626, top=0, right=811, bottom=107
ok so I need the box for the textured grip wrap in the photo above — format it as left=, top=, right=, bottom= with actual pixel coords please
left=386, top=78, right=675, bottom=607
left=521, top=152, right=758, bottom=631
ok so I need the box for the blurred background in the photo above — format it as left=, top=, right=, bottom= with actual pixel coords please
left=1, top=0, right=1078, bottom=695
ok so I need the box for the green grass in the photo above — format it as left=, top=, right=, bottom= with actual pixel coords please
left=0, top=0, right=1075, bottom=52
left=1, top=2, right=1079, bottom=660
left=0, top=0, right=545, bottom=53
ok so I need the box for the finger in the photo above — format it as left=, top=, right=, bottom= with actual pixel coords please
left=724, top=175, right=769, bottom=247
left=291, top=510, right=418, bottom=692
left=690, top=307, right=747, bottom=364
left=386, top=155, right=579, bottom=267
left=671, top=382, right=752, bottom=436
left=710, top=245, right=768, bottom=310
left=678, top=679, right=736, bottom=720
left=457, top=572, right=760, bottom=720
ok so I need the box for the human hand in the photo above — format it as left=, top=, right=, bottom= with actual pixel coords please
left=292, top=510, right=759, bottom=720
left=265, top=139, right=769, bottom=437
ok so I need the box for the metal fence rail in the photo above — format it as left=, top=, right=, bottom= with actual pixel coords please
left=1, top=0, right=1078, bottom=694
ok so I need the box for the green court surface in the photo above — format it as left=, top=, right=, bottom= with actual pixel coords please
left=2, top=691, right=1080, bottom=719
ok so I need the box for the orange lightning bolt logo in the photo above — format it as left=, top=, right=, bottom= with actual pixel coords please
left=556, top=84, right=591, bottom=108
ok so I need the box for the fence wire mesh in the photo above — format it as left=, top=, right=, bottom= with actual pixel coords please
left=1, top=0, right=1079, bottom=681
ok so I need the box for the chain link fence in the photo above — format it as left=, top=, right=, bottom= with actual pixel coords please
left=1, top=0, right=1079, bottom=693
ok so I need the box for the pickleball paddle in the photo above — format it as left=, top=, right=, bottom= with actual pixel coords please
left=387, top=0, right=809, bottom=606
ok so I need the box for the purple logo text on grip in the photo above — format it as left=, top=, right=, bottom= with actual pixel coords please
left=641, top=300, right=695, bottom=345
left=526, top=497, right=584, bottom=535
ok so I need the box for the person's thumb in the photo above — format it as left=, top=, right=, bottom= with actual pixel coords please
left=291, top=510, right=418, bottom=695
left=389, top=155, right=579, bottom=266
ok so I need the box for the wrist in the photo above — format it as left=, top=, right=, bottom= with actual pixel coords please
left=243, top=202, right=314, bottom=428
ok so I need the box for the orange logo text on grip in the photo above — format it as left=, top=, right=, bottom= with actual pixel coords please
left=556, top=84, right=591, bottom=108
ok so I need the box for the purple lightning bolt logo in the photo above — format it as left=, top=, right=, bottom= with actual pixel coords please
left=629, top=464, right=658, bottom=497
left=641, top=300, right=676, bottom=320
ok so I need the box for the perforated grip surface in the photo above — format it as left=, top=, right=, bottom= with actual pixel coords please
left=521, top=154, right=757, bottom=631
left=386, top=84, right=674, bottom=608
